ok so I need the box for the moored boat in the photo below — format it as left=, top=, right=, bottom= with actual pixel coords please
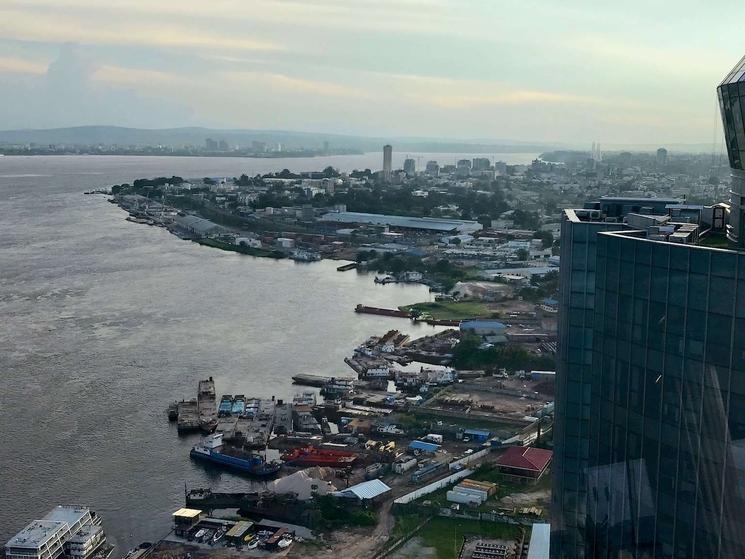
left=190, top=433, right=282, bottom=477
left=281, top=446, right=358, bottom=468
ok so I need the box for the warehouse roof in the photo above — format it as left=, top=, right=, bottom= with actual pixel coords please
left=319, top=211, right=482, bottom=233
left=527, top=523, right=550, bottom=559
left=335, top=479, right=391, bottom=500
left=497, top=446, right=553, bottom=472
left=175, top=214, right=222, bottom=234
left=172, top=508, right=202, bottom=519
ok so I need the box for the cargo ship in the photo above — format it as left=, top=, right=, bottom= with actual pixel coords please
left=190, top=433, right=282, bottom=477
left=282, top=446, right=358, bottom=468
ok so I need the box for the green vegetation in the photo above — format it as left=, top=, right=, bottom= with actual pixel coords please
left=400, top=300, right=496, bottom=320
left=451, top=335, right=555, bottom=371
left=314, top=495, right=377, bottom=529
left=417, top=517, right=522, bottom=559
left=698, top=232, right=731, bottom=249
left=517, top=271, right=559, bottom=302
left=358, top=252, right=479, bottom=291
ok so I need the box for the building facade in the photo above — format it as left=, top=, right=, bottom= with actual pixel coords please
left=717, top=55, right=745, bottom=247
left=553, top=213, right=745, bottom=557
left=383, top=145, right=393, bottom=182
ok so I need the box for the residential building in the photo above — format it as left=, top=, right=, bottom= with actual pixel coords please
left=403, top=158, right=416, bottom=176
left=5, top=507, right=101, bottom=559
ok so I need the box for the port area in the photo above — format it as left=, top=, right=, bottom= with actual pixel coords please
left=159, top=320, right=554, bottom=559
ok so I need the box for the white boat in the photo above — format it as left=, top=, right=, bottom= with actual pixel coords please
left=277, top=535, right=293, bottom=549
left=193, top=529, right=206, bottom=541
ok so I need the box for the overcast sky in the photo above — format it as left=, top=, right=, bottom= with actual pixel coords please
left=1, top=0, right=744, bottom=144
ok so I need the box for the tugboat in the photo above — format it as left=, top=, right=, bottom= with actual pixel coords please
left=190, top=433, right=282, bottom=477
left=167, top=402, right=179, bottom=421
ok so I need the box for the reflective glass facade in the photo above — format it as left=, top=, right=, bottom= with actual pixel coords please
left=587, top=232, right=745, bottom=558
left=718, top=55, right=745, bottom=245
left=552, top=214, right=625, bottom=558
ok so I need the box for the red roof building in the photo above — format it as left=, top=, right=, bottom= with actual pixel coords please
left=496, top=446, right=553, bottom=482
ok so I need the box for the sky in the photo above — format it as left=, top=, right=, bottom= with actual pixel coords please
left=1, top=0, right=744, bottom=145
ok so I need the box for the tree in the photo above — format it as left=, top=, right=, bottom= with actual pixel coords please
left=516, top=248, right=529, bottom=261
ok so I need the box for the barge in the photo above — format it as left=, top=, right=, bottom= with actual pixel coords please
left=355, top=304, right=412, bottom=318
left=190, top=433, right=282, bottom=477
left=282, top=446, right=358, bottom=468
left=198, top=377, right=218, bottom=433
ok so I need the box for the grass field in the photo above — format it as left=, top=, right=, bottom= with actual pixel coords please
left=399, top=300, right=496, bottom=320
left=416, top=517, right=522, bottom=559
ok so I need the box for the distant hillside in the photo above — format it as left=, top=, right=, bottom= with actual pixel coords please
left=0, top=125, right=555, bottom=153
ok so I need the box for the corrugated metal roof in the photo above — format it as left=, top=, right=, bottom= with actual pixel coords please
left=172, top=508, right=202, bottom=518
left=337, top=479, right=391, bottom=500
left=319, top=211, right=482, bottom=233
left=527, top=523, right=550, bottom=559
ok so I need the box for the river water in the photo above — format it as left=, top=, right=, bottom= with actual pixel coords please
left=0, top=152, right=537, bottom=553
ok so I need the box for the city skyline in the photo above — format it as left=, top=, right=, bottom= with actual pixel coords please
left=2, top=0, right=745, bottom=144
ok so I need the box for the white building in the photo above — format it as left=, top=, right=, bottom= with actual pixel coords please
left=5, top=507, right=102, bottom=559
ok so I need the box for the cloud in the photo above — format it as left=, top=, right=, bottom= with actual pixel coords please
left=221, top=71, right=371, bottom=100
left=0, top=45, right=193, bottom=129
left=0, top=7, right=282, bottom=52
left=0, top=55, right=47, bottom=75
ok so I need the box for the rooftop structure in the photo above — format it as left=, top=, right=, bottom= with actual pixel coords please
left=496, top=446, right=553, bottom=478
left=319, top=211, right=482, bottom=234
left=527, top=524, right=550, bottom=559
left=5, top=507, right=96, bottom=559
left=334, top=479, right=391, bottom=501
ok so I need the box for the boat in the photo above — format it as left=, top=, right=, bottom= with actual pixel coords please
left=167, top=402, right=179, bottom=421
left=212, top=530, right=224, bottom=544
left=277, top=535, right=293, bottom=549
left=246, top=538, right=259, bottom=550
left=218, top=395, right=233, bottom=416
left=281, top=446, right=358, bottom=468
left=190, top=433, right=282, bottom=477
left=354, top=304, right=412, bottom=318
left=194, top=529, right=206, bottom=541
left=198, top=377, right=218, bottom=433
left=290, top=249, right=321, bottom=262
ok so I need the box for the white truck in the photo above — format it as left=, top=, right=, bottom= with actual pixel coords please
left=424, top=434, right=444, bottom=444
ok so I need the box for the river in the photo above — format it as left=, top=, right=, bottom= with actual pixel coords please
left=0, top=152, right=537, bottom=554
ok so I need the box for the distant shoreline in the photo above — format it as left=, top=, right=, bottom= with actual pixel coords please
left=0, top=150, right=364, bottom=158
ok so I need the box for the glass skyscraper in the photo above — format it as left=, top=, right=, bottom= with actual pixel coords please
left=552, top=55, right=745, bottom=558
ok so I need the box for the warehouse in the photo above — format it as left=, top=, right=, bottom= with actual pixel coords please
left=319, top=211, right=482, bottom=234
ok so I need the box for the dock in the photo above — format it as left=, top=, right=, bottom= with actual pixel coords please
left=336, top=262, right=358, bottom=272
